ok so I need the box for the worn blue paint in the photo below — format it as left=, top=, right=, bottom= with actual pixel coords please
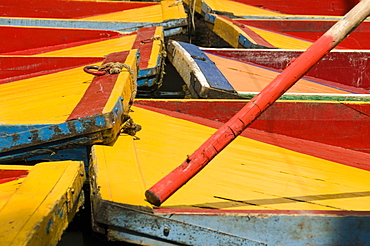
left=94, top=204, right=265, bottom=246
left=27, top=147, right=89, bottom=173
left=177, top=41, right=234, bottom=92
left=204, top=13, right=216, bottom=24
left=0, top=18, right=187, bottom=35
left=137, top=76, right=157, bottom=87
left=93, top=203, right=370, bottom=246
left=0, top=100, right=125, bottom=162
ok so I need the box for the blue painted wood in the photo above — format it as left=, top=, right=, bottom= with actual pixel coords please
left=177, top=41, right=235, bottom=92
left=0, top=100, right=125, bottom=162
left=0, top=18, right=187, bottom=34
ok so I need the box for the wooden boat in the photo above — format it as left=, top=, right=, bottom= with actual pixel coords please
left=184, top=0, right=370, bottom=49
left=167, top=40, right=370, bottom=99
left=0, top=45, right=138, bottom=162
left=89, top=98, right=370, bottom=245
left=0, top=0, right=187, bottom=36
left=0, top=25, right=166, bottom=88
left=0, top=161, right=85, bottom=246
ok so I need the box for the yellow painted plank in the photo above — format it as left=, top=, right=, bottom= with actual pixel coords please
left=248, top=25, right=313, bottom=49
left=91, top=133, right=149, bottom=207
left=81, top=0, right=186, bottom=23
left=210, top=14, right=313, bottom=49
left=0, top=65, right=96, bottom=124
left=147, top=26, right=165, bottom=70
left=91, top=106, right=370, bottom=211
left=205, top=53, right=350, bottom=94
left=211, top=15, right=246, bottom=48
left=0, top=161, right=85, bottom=246
left=33, top=35, right=136, bottom=57
left=161, top=0, right=187, bottom=21
left=196, top=0, right=285, bottom=16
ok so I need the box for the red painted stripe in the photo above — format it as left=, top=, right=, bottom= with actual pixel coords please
left=0, top=0, right=157, bottom=19
left=134, top=104, right=370, bottom=172
left=229, top=0, right=360, bottom=16
left=134, top=99, right=370, bottom=154
left=238, top=19, right=370, bottom=49
left=0, top=57, right=104, bottom=84
left=154, top=208, right=370, bottom=215
left=132, top=27, right=157, bottom=70
left=67, top=51, right=130, bottom=120
left=221, top=16, right=275, bottom=48
left=0, top=169, right=29, bottom=184
left=0, top=26, right=125, bottom=55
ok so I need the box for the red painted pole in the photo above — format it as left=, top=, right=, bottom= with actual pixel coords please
left=145, top=0, right=370, bottom=206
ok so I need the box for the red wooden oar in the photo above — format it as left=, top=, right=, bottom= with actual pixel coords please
left=145, top=0, right=370, bottom=206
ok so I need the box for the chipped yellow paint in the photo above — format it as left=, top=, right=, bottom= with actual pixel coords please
left=0, top=161, right=85, bottom=246
left=147, top=26, right=165, bottom=70
left=205, top=53, right=350, bottom=94
left=0, top=64, right=96, bottom=124
left=91, top=105, right=370, bottom=211
left=102, top=49, right=138, bottom=115
left=82, top=0, right=186, bottom=22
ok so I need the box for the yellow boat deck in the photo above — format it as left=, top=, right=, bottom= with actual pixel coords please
left=91, top=104, right=370, bottom=211
left=0, top=49, right=137, bottom=125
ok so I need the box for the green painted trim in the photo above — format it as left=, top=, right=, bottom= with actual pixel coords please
left=239, top=93, right=370, bottom=101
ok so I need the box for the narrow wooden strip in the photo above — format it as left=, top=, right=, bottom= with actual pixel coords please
left=132, top=27, right=157, bottom=70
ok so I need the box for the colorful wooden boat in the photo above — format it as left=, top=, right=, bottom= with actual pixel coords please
left=184, top=0, right=370, bottom=49
left=0, top=161, right=85, bottom=246
left=0, top=45, right=138, bottom=162
left=89, top=99, right=370, bottom=245
left=0, top=0, right=187, bottom=36
left=0, top=25, right=165, bottom=88
left=167, top=40, right=370, bottom=99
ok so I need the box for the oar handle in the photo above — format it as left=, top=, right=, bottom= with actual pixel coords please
left=145, top=0, right=370, bottom=206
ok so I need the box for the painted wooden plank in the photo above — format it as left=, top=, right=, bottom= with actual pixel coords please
left=0, top=0, right=187, bottom=34
left=230, top=0, right=360, bottom=16
left=0, top=49, right=138, bottom=161
left=0, top=161, right=85, bottom=246
left=236, top=18, right=370, bottom=49
left=134, top=99, right=370, bottom=155
left=167, top=40, right=238, bottom=98
left=90, top=103, right=370, bottom=245
left=205, top=14, right=314, bottom=49
left=168, top=40, right=370, bottom=99
left=1, top=25, right=165, bottom=88
left=204, top=48, right=370, bottom=90
left=0, top=57, right=104, bottom=84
